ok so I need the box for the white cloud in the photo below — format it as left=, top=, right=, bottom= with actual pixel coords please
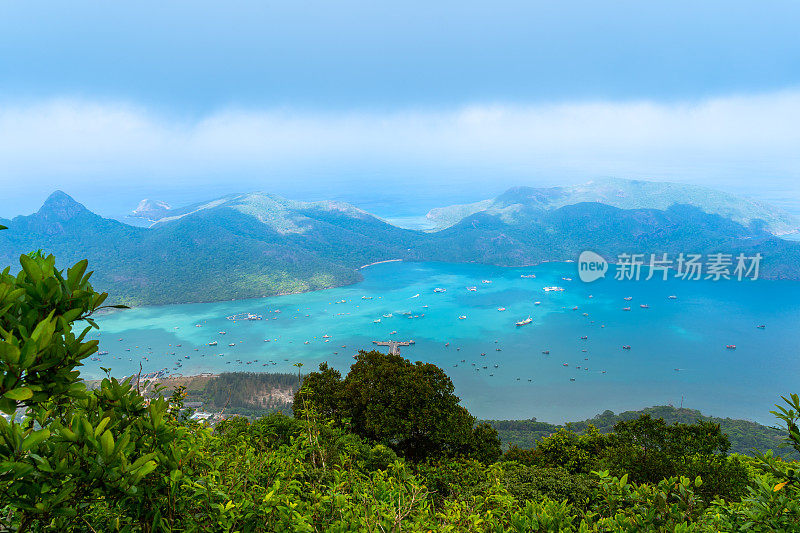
left=2, top=90, right=800, bottom=214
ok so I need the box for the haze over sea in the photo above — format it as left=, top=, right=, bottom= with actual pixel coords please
left=84, top=261, right=800, bottom=425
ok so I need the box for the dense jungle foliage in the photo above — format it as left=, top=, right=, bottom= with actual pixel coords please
left=2, top=247, right=800, bottom=531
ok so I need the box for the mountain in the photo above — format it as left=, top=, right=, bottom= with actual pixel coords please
left=425, top=178, right=800, bottom=235
left=2, top=182, right=800, bottom=306
left=130, top=199, right=173, bottom=221
left=417, top=201, right=800, bottom=279
left=0, top=191, right=421, bottom=305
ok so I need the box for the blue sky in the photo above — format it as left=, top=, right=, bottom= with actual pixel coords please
left=2, top=1, right=800, bottom=218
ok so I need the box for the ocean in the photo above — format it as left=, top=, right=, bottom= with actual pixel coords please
left=83, top=261, right=800, bottom=425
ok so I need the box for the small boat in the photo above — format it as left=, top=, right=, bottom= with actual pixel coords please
left=624, top=297, right=632, bottom=301
left=640, top=304, right=649, bottom=309
left=534, top=301, right=541, bottom=305
left=373, top=319, right=381, bottom=323
left=572, top=306, right=578, bottom=311
left=433, top=287, right=446, bottom=293
left=562, top=277, right=572, bottom=281
left=322, top=334, right=331, bottom=338
left=383, top=313, right=393, bottom=318
left=361, top=296, right=373, bottom=300
left=482, top=280, right=492, bottom=284
left=520, top=274, right=536, bottom=278
left=390, top=330, right=397, bottom=335
left=467, top=286, right=477, bottom=292
left=542, top=350, right=550, bottom=354
left=726, top=345, right=736, bottom=349
left=304, top=341, right=310, bottom=345
left=543, top=286, right=565, bottom=292
left=228, top=343, right=235, bottom=347
left=458, top=315, right=467, bottom=320
left=622, top=345, right=631, bottom=350
left=445, top=342, right=450, bottom=347
left=208, top=341, right=218, bottom=346
left=570, top=378, right=576, bottom=382
left=497, top=307, right=506, bottom=311
left=515, top=317, right=532, bottom=326
left=411, top=293, right=420, bottom=298
left=668, top=295, right=677, bottom=299
left=562, top=363, right=569, bottom=367
left=756, top=324, right=766, bottom=329
left=98, top=351, right=109, bottom=356
left=219, top=331, right=226, bottom=335
left=622, top=307, right=631, bottom=311
left=195, top=324, right=203, bottom=327
left=580, top=336, right=588, bottom=340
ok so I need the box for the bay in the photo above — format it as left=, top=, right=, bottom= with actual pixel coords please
left=83, top=261, right=800, bottom=425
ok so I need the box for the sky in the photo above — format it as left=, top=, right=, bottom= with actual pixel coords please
left=1, top=1, right=800, bottom=219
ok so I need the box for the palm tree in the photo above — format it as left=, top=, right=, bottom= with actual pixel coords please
left=293, top=362, right=304, bottom=383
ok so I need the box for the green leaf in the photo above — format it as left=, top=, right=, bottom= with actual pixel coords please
left=21, top=429, right=50, bottom=452
left=99, top=429, right=114, bottom=458
left=4, top=387, right=33, bottom=401
left=19, top=254, right=43, bottom=281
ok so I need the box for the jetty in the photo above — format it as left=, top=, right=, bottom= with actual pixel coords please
left=373, top=340, right=415, bottom=355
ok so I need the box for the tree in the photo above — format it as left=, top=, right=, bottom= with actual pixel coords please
left=297, top=350, right=501, bottom=462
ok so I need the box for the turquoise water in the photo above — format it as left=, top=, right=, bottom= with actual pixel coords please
left=84, top=261, right=800, bottom=424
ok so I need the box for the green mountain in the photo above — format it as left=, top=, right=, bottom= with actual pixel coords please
left=416, top=201, right=800, bottom=279
left=0, top=191, right=420, bottom=305
left=426, top=178, right=800, bottom=235
left=2, top=182, right=800, bottom=306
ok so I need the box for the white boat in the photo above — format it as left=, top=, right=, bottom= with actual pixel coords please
left=208, top=341, right=218, bottom=346
left=467, top=286, right=477, bottom=291
left=373, top=319, right=381, bottom=323
left=543, top=286, right=565, bottom=292
left=497, top=307, right=506, bottom=311
left=411, top=293, right=420, bottom=298
left=382, top=313, right=393, bottom=318
left=515, top=317, right=532, bottom=326
left=520, top=274, right=536, bottom=278
left=668, top=295, right=677, bottom=299
left=433, top=287, right=446, bottom=293
left=482, top=280, right=492, bottom=284
left=534, top=301, right=541, bottom=305
left=458, top=315, right=467, bottom=320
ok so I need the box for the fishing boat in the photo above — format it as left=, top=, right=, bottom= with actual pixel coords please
left=515, top=317, right=532, bottom=326
left=390, top=330, right=397, bottom=335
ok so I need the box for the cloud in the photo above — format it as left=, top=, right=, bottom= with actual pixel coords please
left=2, top=90, right=800, bottom=213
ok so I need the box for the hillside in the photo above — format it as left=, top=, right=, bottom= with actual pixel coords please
left=426, top=178, right=800, bottom=235
left=0, top=191, right=421, bottom=305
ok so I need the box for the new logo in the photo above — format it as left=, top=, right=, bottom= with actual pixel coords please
left=578, top=251, right=608, bottom=283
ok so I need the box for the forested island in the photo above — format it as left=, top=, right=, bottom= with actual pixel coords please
left=3, top=248, right=800, bottom=530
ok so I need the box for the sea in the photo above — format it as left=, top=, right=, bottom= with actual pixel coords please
left=83, top=261, right=800, bottom=425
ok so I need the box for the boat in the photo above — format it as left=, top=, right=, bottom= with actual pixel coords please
left=433, top=287, right=446, bottom=293
left=219, top=331, right=226, bottom=335
left=195, top=324, right=203, bottom=327
left=622, top=345, right=631, bottom=350
left=520, top=274, right=536, bottom=278
left=322, top=334, right=331, bottom=338
left=361, top=296, right=373, bottom=300
left=515, top=317, right=532, bottom=327
left=668, top=295, right=677, bottom=299
left=580, top=336, right=588, bottom=340
left=497, top=307, right=506, bottom=311
left=467, top=286, right=477, bottom=291
left=381, top=313, right=392, bottom=318
left=562, top=277, right=572, bottom=281
left=543, top=286, right=565, bottom=292
left=542, top=350, right=550, bottom=354
left=458, top=315, right=467, bottom=320
left=534, top=301, right=541, bottom=305
left=622, top=307, right=631, bottom=311
left=411, top=293, right=420, bottom=298
left=228, top=343, right=235, bottom=347
left=562, top=363, right=568, bottom=367
left=98, top=351, right=109, bottom=356
left=726, top=345, right=736, bottom=349
left=390, top=330, right=397, bottom=335
left=570, top=378, right=576, bottom=382
left=624, top=296, right=632, bottom=301
left=373, top=319, right=381, bottom=323
left=208, top=341, right=218, bottom=346
left=640, top=304, right=649, bottom=309
left=482, top=280, right=492, bottom=284
left=756, top=324, right=766, bottom=329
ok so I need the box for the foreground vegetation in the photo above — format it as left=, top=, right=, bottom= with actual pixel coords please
left=3, top=248, right=800, bottom=530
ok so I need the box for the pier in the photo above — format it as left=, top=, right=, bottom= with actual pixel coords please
left=373, top=340, right=415, bottom=355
